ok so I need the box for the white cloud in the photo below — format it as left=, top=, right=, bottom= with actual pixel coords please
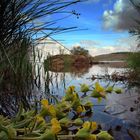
left=72, top=37, right=138, bottom=56
left=87, top=45, right=130, bottom=56
left=35, top=37, right=138, bottom=59
left=103, top=0, right=140, bottom=31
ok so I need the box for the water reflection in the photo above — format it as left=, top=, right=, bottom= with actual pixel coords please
left=0, top=62, right=139, bottom=138
left=43, top=63, right=140, bottom=137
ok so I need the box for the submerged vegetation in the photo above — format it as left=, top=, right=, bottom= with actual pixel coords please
left=0, top=82, right=122, bottom=140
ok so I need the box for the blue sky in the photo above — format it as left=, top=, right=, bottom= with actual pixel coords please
left=45, top=0, right=139, bottom=56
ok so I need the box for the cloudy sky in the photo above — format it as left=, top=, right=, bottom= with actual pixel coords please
left=47, top=0, right=140, bottom=56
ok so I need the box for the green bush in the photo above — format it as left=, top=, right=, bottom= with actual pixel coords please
left=127, top=51, right=140, bottom=70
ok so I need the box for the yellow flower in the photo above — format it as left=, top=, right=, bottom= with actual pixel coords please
left=66, top=86, right=75, bottom=94
left=84, top=102, right=93, bottom=109
left=51, top=124, right=61, bottom=134
left=82, top=121, right=97, bottom=131
left=88, top=134, right=97, bottom=140
left=36, top=115, right=45, bottom=123
left=41, top=99, right=49, bottom=107
left=76, top=106, right=85, bottom=114
left=82, top=121, right=90, bottom=129
left=51, top=118, right=59, bottom=125
left=73, top=93, right=79, bottom=101
left=95, top=82, right=104, bottom=93
left=51, top=118, right=61, bottom=134
left=49, top=105, right=56, bottom=117
left=90, top=122, right=97, bottom=131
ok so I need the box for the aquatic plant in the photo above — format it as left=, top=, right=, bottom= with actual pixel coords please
left=0, top=82, right=121, bottom=140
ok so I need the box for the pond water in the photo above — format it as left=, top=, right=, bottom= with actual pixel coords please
left=0, top=62, right=139, bottom=139
left=40, top=63, right=140, bottom=139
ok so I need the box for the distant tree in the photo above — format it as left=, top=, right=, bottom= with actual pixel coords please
left=70, top=46, right=89, bottom=56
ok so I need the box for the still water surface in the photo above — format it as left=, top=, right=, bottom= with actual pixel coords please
left=41, top=63, right=140, bottom=139
left=1, top=63, right=139, bottom=139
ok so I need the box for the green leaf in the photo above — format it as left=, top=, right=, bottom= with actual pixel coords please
left=38, top=130, right=56, bottom=140
left=59, top=117, right=70, bottom=127
left=76, top=128, right=90, bottom=139
left=80, top=84, right=90, bottom=93
left=105, top=86, right=113, bottom=93
left=114, top=88, right=122, bottom=94
left=97, top=131, right=114, bottom=140
left=73, top=118, right=83, bottom=126
left=0, top=131, right=8, bottom=140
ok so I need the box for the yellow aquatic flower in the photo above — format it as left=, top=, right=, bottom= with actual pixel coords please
left=49, top=105, right=56, bottom=117
left=66, top=86, right=75, bottom=94
left=88, top=134, right=97, bottom=140
left=73, top=93, right=79, bottom=100
left=90, top=122, right=97, bottom=131
left=41, top=99, right=49, bottom=107
left=61, top=97, right=66, bottom=102
left=51, top=118, right=59, bottom=125
left=51, top=118, right=61, bottom=134
left=84, top=102, right=93, bottom=109
left=82, top=121, right=97, bottom=131
left=36, top=115, right=45, bottom=123
left=51, top=124, right=61, bottom=134
left=82, top=121, right=91, bottom=129
left=76, top=106, right=85, bottom=114
left=95, top=82, right=104, bottom=93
